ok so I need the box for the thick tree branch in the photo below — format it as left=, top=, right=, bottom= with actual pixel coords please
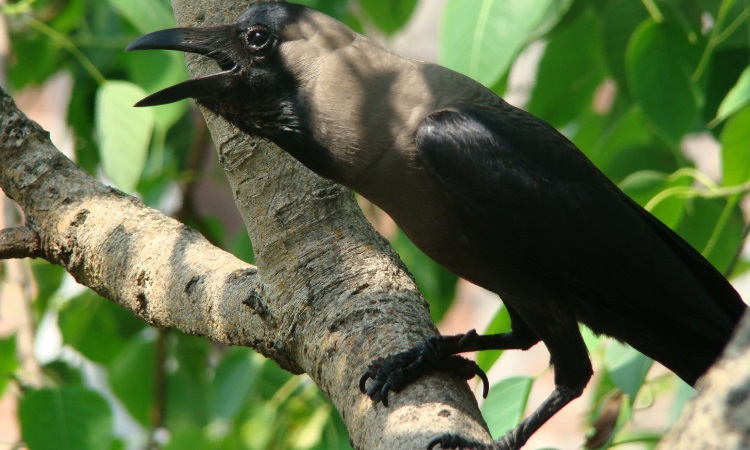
left=0, top=2, right=494, bottom=448
left=170, top=2, right=492, bottom=446
left=0, top=87, right=285, bottom=365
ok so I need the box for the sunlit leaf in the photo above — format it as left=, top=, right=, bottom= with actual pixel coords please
left=603, top=340, right=651, bottom=399
left=713, top=65, right=750, bottom=125
left=124, top=51, right=189, bottom=131
left=482, top=376, right=533, bottom=439
left=720, top=103, right=750, bottom=186
left=476, top=306, right=511, bottom=373
left=441, top=0, right=572, bottom=86
left=0, top=335, right=19, bottom=397
left=95, top=81, right=155, bottom=193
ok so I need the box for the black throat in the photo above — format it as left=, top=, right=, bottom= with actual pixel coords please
left=198, top=71, right=340, bottom=181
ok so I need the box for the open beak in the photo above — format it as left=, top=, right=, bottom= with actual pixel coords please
left=126, top=26, right=238, bottom=107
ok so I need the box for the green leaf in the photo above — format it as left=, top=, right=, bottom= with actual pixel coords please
left=107, top=0, right=175, bottom=34
left=592, top=393, right=634, bottom=449
left=213, top=348, right=260, bottom=420
left=713, top=65, right=750, bottom=125
left=619, top=170, right=689, bottom=229
left=0, top=335, right=19, bottom=397
left=20, top=386, right=114, bottom=450
left=603, top=340, right=652, bottom=399
left=290, top=404, right=332, bottom=448
left=669, top=379, right=694, bottom=423
left=588, top=108, right=677, bottom=184
left=30, top=260, right=66, bottom=316
left=359, top=0, right=418, bottom=35
left=626, top=20, right=699, bottom=143
left=703, top=48, right=750, bottom=127
left=674, top=197, right=745, bottom=273
left=122, top=51, right=189, bottom=131
left=49, top=0, right=88, bottom=33
left=231, top=231, right=255, bottom=264
left=59, top=291, right=145, bottom=365
left=481, top=376, right=533, bottom=439
left=163, top=428, right=213, bottom=450
left=441, top=0, right=572, bottom=87
left=42, top=361, right=84, bottom=386
left=95, top=81, right=155, bottom=193
left=107, top=337, right=155, bottom=425
left=720, top=103, right=750, bottom=186
left=593, top=0, right=649, bottom=98
left=7, top=33, right=60, bottom=89
left=476, top=306, right=511, bottom=373
left=527, top=11, right=605, bottom=127
left=165, top=333, right=212, bottom=428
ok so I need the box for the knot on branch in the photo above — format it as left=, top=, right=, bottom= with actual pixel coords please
left=0, top=226, right=42, bottom=260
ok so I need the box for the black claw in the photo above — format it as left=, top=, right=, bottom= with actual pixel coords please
left=427, top=434, right=503, bottom=450
left=427, top=437, right=443, bottom=450
left=359, top=372, right=370, bottom=393
left=427, top=434, right=473, bottom=450
left=366, top=382, right=381, bottom=401
left=477, top=367, right=490, bottom=398
left=380, top=384, right=390, bottom=407
left=359, top=332, right=494, bottom=409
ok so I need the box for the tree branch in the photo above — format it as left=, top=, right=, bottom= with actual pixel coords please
left=0, top=226, right=40, bottom=259
left=0, top=1, right=493, bottom=447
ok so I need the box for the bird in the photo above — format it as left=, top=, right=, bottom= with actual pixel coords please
left=126, top=2, right=747, bottom=449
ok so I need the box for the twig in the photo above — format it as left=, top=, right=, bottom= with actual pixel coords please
left=0, top=226, right=40, bottom=260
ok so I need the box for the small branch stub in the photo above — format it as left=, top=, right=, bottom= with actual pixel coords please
left=0, top=226, right=41, bottom=260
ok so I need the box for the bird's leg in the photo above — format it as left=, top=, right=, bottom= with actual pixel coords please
left=359, top=314, right=540, bottom=406
left=428, top=308, right=591, bottom=450
left=428, top=385, right=582, bottom=450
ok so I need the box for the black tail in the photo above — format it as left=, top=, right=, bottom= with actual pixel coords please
left=623, top=195, right=747, bottom=385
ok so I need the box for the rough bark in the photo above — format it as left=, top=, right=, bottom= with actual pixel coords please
left=0, top=1, right=493, bottom=448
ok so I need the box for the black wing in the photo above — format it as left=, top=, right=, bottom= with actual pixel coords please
left=415, top=105, right=744, bottom=367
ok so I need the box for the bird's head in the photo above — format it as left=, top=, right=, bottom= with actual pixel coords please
left=126, top=1, right=356, bottom=141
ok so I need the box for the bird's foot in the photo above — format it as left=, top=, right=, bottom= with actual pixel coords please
left=359, top=330, right=489, bottom=407
left=428, top=432, right=518, bottom=450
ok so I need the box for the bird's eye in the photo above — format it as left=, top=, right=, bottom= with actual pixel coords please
left=245, top=26, right=274, bottom=53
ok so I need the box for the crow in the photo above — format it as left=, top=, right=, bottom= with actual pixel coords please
left=127, top=3, right=747, bottom=448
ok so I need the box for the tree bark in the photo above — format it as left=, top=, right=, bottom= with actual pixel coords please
left=0, top=1, right=493, bottom=448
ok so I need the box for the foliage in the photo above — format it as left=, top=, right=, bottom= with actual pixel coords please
left=1, top=0, right=749, bottom=449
